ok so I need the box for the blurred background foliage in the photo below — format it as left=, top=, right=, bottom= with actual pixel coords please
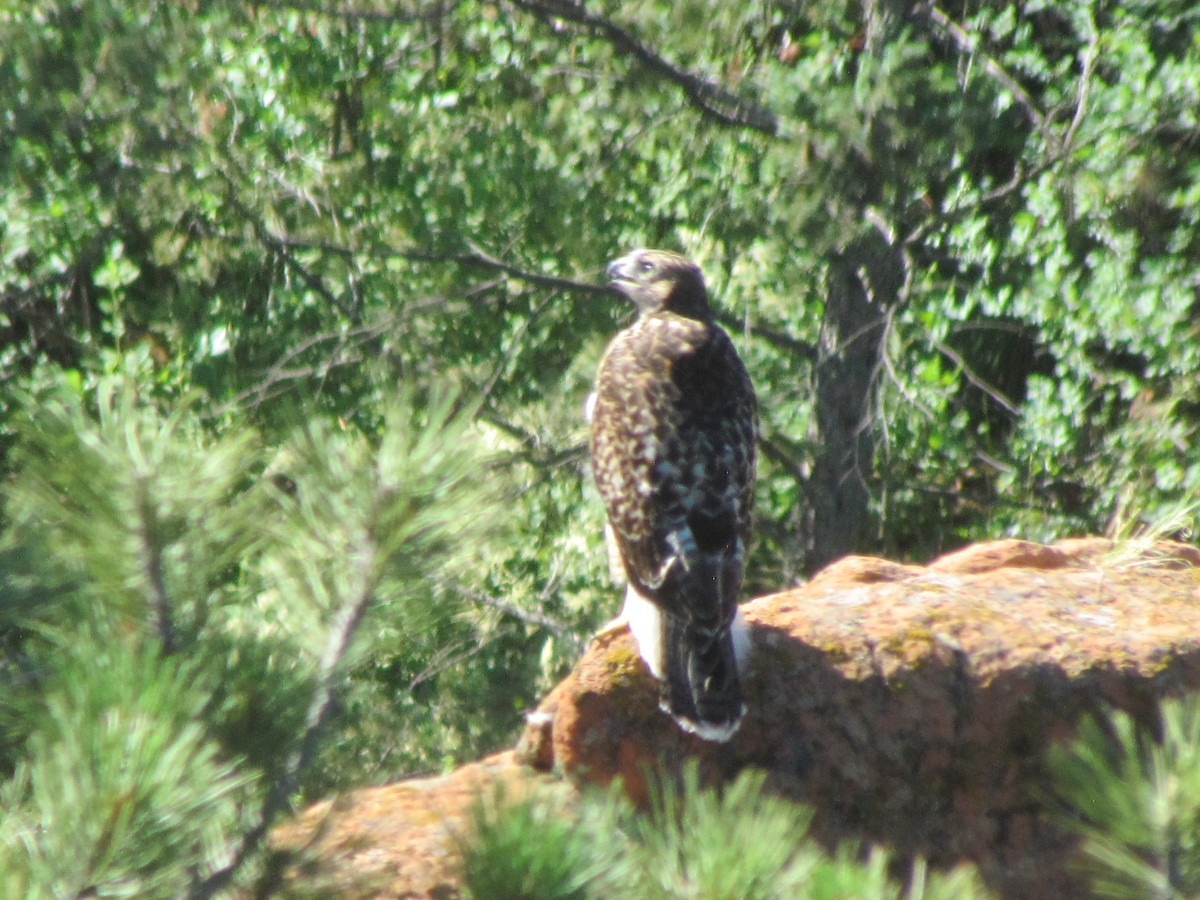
left=2, top=0, right=1199, bottom=892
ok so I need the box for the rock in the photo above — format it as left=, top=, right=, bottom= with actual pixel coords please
left=267, top=751, right=572, bottom=898
left=270, top=538, right=1200, bottom=899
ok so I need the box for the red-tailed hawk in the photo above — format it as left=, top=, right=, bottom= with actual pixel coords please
left=589, top=249, right=757, bottom=741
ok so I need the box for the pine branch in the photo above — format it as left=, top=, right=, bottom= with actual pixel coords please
left=189, top=539, right=379, bottom=898
left=133, top=475, right=177, bottom=655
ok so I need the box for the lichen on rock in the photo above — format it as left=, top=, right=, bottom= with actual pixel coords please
left=525, top=537, right=1200, bottom=899
left=271, top=538, right=1200, bottom=899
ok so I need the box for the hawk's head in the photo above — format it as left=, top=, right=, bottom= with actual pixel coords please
left=607, top=249, right=711, bottom=320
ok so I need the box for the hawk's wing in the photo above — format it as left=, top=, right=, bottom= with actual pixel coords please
left=590, top=313, right=757, bottom=629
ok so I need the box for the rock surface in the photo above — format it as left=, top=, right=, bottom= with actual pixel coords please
left=267, top=751, right=569, bottom=898
left=271, top=538, right=1200, bottom=898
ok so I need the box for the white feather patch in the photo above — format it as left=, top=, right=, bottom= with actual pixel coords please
left=622, top=583, right=666, bottom=679
left=685, top=607, right=752, bottom=742
left=729, top=605, right=752, bottom=671
left=603, top=522, right=626, bottom=585
left=623, top=585, right=754, bottom=682
left=623, top=583, right=753, bottom=746
left=671, top=706, right=746, bottom=743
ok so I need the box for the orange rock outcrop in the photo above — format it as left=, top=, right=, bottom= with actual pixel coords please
left=272, top=538, right=1200, bottom=898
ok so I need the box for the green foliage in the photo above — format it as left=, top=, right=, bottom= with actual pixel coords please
left=0, top=641, right=249, bottom=897
left=460, top=784, right=631, bottom=900
left=1049, top=698, right=1200, bottom=898
left=627, top=765, right=818, bottom=898
left=5, top=364, right=260, bottom=644
left=0, top=366, right=504, bottom=891
left=4, top=0, right=1200, bottom=891
left=459, top=764, right=993, bottom=899
left=6, top=0, right=1200, bottom=573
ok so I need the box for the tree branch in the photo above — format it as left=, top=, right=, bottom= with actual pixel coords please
left=713, top=311, right=816, bottom=361
left=901, top=156, right=1053, bottom=248
left=219, top=226, right=816, bottom=400
left=259, top=231, right=360, bottom=322
left=758, top=432, right=810, bottom=474
left=437, top=578, right=582, bottom=649
left=206, top=319, right=392, bottom=418
left=476, top=409, right=587, bottom=471
left=190, top=542, right=378, bottom=898
left=389, top=241, right=612, bottom=296
left=924, top=4, right=1047, bottom=132
left=506, top=0, right=778, bottom=135
left=933, top=338, right=1020, bottom=417
left=133, top=477, right=176, bottom=654
left=398, top=242, right=818, bottom=361
left=1060, top=10, right=1099, bottom=158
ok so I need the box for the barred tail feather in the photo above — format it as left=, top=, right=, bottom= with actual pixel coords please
left=662, top=616, right=746, bottom=742
left=623, top=584, right=751, bottom=742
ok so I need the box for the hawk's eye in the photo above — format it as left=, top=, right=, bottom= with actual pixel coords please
left=638, top=260, right=655, bottom=274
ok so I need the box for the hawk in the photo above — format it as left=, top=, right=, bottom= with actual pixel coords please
left=589, top=249, right=757, bottom=741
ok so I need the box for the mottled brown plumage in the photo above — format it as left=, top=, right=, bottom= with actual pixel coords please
left=590, top=249, right=757, bottom=740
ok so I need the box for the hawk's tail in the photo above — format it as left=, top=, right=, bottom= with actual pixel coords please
left=662, top=614, right=746, bottom=742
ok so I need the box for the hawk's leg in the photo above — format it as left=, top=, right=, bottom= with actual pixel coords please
left=590, top=523, right=633, bottom=644
left=590, top=612, right=628, bottom=644
left=589, top=582, right=660, bottom=660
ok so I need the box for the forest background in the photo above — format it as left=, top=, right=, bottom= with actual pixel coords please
left=1, top=0, right=1198, bottom=894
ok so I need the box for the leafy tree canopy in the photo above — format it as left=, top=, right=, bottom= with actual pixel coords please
left=2, top=0, right=1200, bottom=892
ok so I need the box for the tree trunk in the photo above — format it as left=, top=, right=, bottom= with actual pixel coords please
left=804, top=0, right=911, bottom=572
left=806, top=235, right=894, bottom=571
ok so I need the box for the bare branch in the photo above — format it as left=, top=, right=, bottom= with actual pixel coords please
left=901, top=156, right=1053, bottom=247
left=925, top=4, right=1047, bottom=132
left=714, top=311, right=816, bottom=361
left=206, top=319, right=393, bottom=418
left=878, top=311, right=938, bottom=423
left=886, top=479, right=1056, bottom=513
left=208, top=274, right=508, bottom=419
left=209, top=168, right=362, bottom=322
left=262, top=232, right=357, bottom=262
left=389, top=242, right=611, bottom=296
left=398, top=243, right=818, bottom=361
left=758, top=432, right=810, bottom=474
left=477, top=409, right=587, bottom=470
left=367, top=628, right=523, bottom=778
left=933, top=338, right=1020, bottom=417
left=437, top=578, right=583, bottom=649
left=217, top=227, right=816, bottom=414
left=506, top=0, right=778, bottom=135
left=1060, top=10, right=1099, bottom=157
left=275, top=244, right=359, bottom=321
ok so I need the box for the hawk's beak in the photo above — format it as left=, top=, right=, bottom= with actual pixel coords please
left=606, top=258, right=628, bottom=283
